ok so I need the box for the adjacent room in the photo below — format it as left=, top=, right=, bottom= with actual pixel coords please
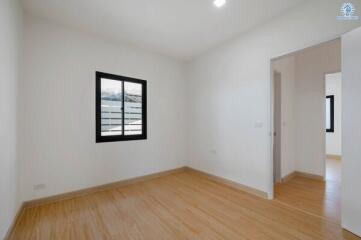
left=272, top=39, right=343, bottom=223
left=1, top=0, right=361, bottom=239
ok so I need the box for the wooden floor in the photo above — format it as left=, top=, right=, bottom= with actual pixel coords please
left=10, top=167, right=360, bottom=239
left=275, top=158, right=341, bottom=224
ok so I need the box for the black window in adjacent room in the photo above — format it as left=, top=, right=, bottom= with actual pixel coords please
left=326, top=95, right=334, bottom=133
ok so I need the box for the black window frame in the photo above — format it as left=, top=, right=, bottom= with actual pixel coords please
left=326, top=95, right=334, bottom=133
left=96, top=71, right=147, bottom=143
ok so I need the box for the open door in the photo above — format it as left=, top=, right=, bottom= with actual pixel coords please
left=273, top=72, right=281, bottom=183
left=341, top=27, right=361, bottom=237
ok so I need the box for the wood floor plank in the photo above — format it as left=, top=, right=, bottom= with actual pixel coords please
left=9, top=169, right=360, bottom=240
left=275, top=159, right=342, bottom=224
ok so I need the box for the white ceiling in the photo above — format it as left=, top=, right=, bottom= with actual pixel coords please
left=22, top=0, right=307, bottom=60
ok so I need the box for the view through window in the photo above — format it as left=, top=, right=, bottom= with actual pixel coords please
left=326, top=95, right=334, bottom=132
left=96, top=72, right=147, bottom=142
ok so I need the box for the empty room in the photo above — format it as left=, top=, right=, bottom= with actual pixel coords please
left=1, top=0, right=361, bottom=239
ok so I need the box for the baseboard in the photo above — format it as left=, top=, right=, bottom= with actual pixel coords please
left=342, top=228, right=361, bottom=239
left=327, top=154, right=342, bottom=160
left=281, top=172, right=298, bottom=183
left=23, top=167, right=187, bottom=209
left=281, top=171, right=324, bottom=182
left=295, top=171, right=324, bottom=181
left=4, top=202, right=25, bottom=240
left=185, top=167, right=268, bottom=199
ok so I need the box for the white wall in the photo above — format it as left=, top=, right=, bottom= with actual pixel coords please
left=294, top=40, right=341, bottom=177
left=187, top=0, right=360, bottom=197
left=272, top=56, right=296, bottom=178
left=19, top=16, right=188, bottom=201
left=0, top=0, right=22, bottom=238
left=326, top=72, right=342, bottom=156
left=342, top=26, right=361, bottom=237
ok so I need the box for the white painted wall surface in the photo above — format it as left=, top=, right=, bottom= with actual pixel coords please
left=272, top=56, right=297, bottom=178
left=326, top=72, right=342, bottom=156
left=294, top=40, right=341, bottom=177
left=187, top=0, right=360, bottom=197
left=342, top=26, right=361, bottom=237
left=19, top=16, right=188, bottom=201
left=0, top=0, right=22, bottom=238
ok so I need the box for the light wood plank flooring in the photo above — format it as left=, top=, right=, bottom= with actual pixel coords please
left=10, top=168, right=360, bottom=239
left=274, top=158, right=342, bottom=224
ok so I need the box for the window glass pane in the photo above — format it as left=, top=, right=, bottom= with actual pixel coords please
left=326, top=98, right=331, bottom=129
left=124, top=82, right=142, bottom=135
left=101, top=79, right=123, bottom=136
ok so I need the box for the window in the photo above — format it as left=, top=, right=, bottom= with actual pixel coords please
left=96, top=71, right=147, bottom=142
left=326, top=95, right=334, bottom=132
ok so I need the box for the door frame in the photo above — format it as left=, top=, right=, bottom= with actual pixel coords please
left=324, top=71, right=342, bottom=179
left=273, top=71, right=282, bottom=183
left=268, top=36, right=341, bottom=199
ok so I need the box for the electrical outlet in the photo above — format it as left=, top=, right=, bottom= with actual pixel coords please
left=33, top=184, right=46, bottom=191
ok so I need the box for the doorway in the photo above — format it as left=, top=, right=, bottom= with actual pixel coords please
left=325, top=72, right=342, bottom=183
left=271, top=39, right=342, bottom=224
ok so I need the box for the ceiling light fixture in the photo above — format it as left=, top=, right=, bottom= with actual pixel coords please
left=214, top=0, right=226, bottom=8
